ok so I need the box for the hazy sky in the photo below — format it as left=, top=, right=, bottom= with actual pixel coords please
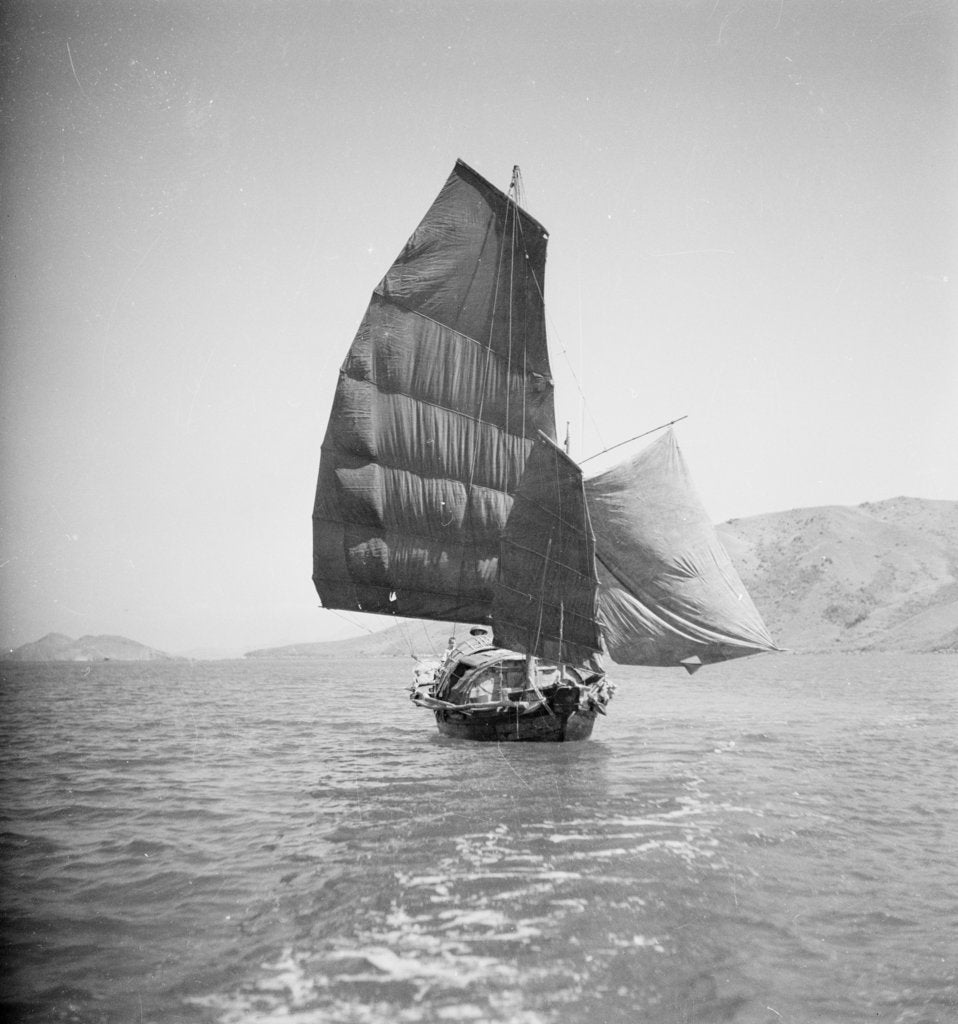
left=2, top=0, right=955, bottom=656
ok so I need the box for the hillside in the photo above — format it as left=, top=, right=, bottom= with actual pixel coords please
left=716, top=496, right=958, bottom=653
left=3, top=633, right=176, bottom=662
left=245, top=622, right=456, bottom=660
left=250, top=497, right=957, bottom=660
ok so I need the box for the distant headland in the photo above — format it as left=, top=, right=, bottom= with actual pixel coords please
left=2, top=634, right=177, bottom=663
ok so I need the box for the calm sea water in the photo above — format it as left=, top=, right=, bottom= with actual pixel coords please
left=1, top=654, right=955, bottom=1024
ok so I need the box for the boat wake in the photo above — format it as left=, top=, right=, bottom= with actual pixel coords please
left=189, top=788, right=741, bottom=1024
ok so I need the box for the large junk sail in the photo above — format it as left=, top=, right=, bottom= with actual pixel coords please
left=313, top=160, right=555, bottom=623
left=585, top=429, right=777, bottom=670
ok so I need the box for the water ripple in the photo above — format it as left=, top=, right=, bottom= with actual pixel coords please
left=1, top=655, right=956, bottom=1024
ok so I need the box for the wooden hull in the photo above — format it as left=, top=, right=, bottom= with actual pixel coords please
left=411, top=632, right=612, bottom=743
left=434, top=705, right=598, bottom=742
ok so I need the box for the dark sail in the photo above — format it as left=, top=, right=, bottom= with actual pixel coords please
left=585, top=430, right=777, bottom=670
left=493, top=435, right=603, bottom=665
left=313, top=160, right=556, bottom=622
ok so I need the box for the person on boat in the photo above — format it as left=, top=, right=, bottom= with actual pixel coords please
left=443, top=626, right=493, bottom=661
left=440, top=634, right=456, bottom=665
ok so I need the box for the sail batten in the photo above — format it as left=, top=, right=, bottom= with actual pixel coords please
left=373, top=291, right=551, bottom=368
left=319, top=388, right=539, bottom=490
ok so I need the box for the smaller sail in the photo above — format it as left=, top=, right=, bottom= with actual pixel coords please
left=493, top=434, right=603, bottom=666
left=585, top=430, right=777, bottom=669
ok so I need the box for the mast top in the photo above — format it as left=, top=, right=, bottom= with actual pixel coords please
left=510, top=165, right=524, bottom=207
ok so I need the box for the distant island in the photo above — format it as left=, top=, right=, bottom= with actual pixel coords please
left=247, top=496, right=957, bottom=660
left=2, top=633, right=176, bottom=663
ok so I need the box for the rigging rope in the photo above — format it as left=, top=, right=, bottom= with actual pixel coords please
left=510, top=169, right=679, bottom=466
left=579, top=415, right=689, bottom=464
left=396, top=617, right=416, bottom=658
left=319, top=606, right=445, bottom=661
left=513, top=216, right=605, bottom=455
left=321, top=607, right=380, bottom=634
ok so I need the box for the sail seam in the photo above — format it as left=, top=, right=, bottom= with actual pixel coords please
left=311, top=571, right=494, bottom=608
left=326, top=378, right=546, bottom=448
left=316, top=439, right=520, bottom=479
left=370, top=291, right=548, bottom=376
left=312, top=512, right=505, bottom=557
left=317, top=429, right=532, bottom=492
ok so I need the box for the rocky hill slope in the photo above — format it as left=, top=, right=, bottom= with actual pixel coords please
left=250, top=497, right=957, bottom=659
left=716, top=496, right=957, bottom=653
left=3, top=633, right=176, bottom=662
left=245, top=622, right=457, bottom=660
